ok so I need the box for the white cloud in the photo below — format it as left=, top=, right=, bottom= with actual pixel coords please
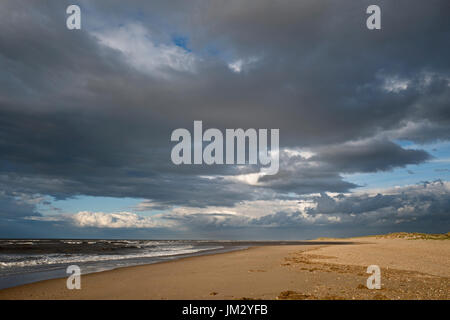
left=223, top=148, right=314, bottom=186
left=228, top=56, right=260, bottom=73
left=154, top=180, right=450, bottom=229
left=93, top=23, right=197, bottom=75
left=72, top=211, right=161, bottom=228
left=22, top=181, right=450, bottom=231
left=383, top=76, right=410, bottom=93
left=228, top=59, right=243, bottom=73
left=166, top=199, right=316, bottom=220
left=283, top=148, right=315, bottom=159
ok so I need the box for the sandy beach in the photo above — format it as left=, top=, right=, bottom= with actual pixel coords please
left=0, top=236, right=448, bottom=300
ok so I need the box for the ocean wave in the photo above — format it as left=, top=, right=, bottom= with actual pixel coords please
left=0, top=246, right=223, bottom=269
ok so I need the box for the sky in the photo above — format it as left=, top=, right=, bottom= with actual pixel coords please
left=0, top=0, right=449, bottom=239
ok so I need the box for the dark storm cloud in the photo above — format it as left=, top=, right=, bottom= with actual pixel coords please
left=0, top=192, right=41, bottom=219
left=257, top=149, right=359, bottom=194
left=0, top=0, right=448, bottom=221
left=310, top=139, right=431, bottom=173
left=257, top=139, right=431, bottom=193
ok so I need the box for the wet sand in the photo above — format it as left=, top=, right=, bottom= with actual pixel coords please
left=0, top=237, right=448, bottom=300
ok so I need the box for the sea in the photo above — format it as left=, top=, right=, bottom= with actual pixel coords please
left=0, top=239, right=311, bottom=289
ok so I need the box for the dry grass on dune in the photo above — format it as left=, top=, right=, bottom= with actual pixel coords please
left=316, top=232, right=450, bottom=241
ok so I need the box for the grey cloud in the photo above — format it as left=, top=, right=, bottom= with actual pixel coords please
left=0, top=192, right=41, bottom=219
left=0, top=0, right=448, bottom=225
left=154, top=181, right=450, bottom=234
left=311, top=139, right=431, bottom=173
left=307, top=181, right=450, bottom=221
left=1, top=181, right=448, bottom=239
left=257, top=139, right=430, bottom=194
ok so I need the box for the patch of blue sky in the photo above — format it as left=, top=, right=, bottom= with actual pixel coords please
left=172, top=35, right=191, bottom=52
left=344, top=140, right=450, bottom=191
left=170, top=34, right=232, bottom=62
left=37, top=196, right=145, bottom=215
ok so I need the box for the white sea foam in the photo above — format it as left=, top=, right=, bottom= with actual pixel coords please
left=0, top=245, right=223, bottom=269
left=62, top=241, right=83, bottom=245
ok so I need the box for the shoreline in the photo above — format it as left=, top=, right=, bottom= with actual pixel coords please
left=0, top=244, right=251, bottom=291
left=0, top=240, right=350, bottom=291
left=0, top=238, right=448, bottom=300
